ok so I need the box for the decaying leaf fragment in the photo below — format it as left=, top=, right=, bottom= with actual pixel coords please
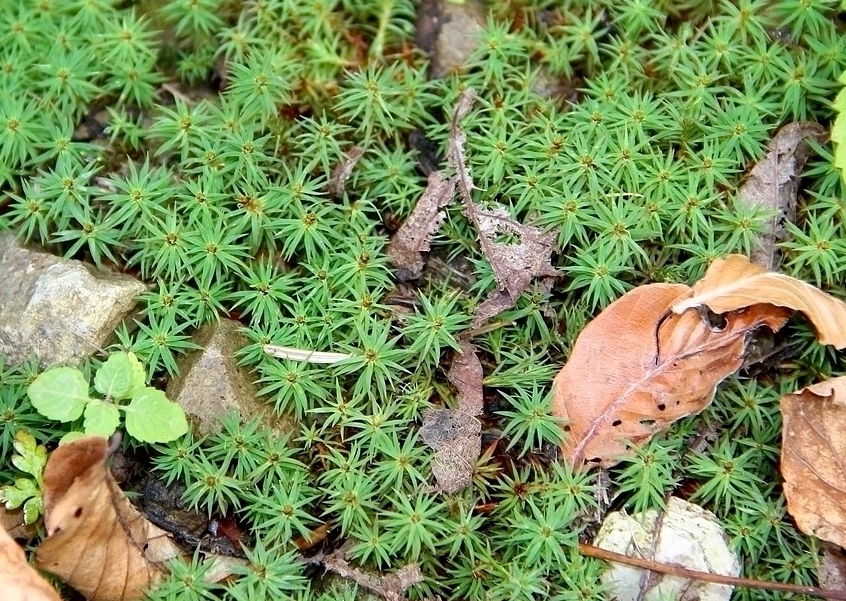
left=421, top=341, right=483, bottom=493
left=35, top=436, right=182, bottom=601
left=735, top=122, right=826, bottom=269
left=468, top=206, right=560, bottom=327
left=445, top=89, right=560, bottom=325
left=328, top=146, right=365, bottom=198
left=552, top=284, right=791, bottom=467
left=780, top=377, right=846, bottom=549
left=387, top=171, right=456, bottom=277
left=389, top=88, right=559, bottom=319
left=318, top=545, right=423, bottom=601
left=0, top=526, right=62, bottom=601
left=673, top=254, right=846, bottom=348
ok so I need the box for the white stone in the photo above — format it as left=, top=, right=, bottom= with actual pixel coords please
left=593, top=497, right=740, bottom=601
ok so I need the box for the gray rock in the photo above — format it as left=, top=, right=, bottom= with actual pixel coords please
left=0, top=233, right=146, bottom=367
left=166, top=319, right=284, bottom=436
left=416, top=0, right=486, bottom=78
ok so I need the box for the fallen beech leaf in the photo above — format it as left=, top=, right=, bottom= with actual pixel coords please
left=780, top=377, right=846, bottom=548
left=0, top=526, right=62, bottom=601
left=552, top=284, right=790, bottom=466
left=672, top=254, right=846, bottom=348
left=35, top=436, right=182, bottom=601
left=736, top=122, right=827, bottom=269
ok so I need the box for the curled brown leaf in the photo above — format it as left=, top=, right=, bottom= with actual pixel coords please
left=35, top=437, right=183, bottom=601
left=552, top=284, right=790, bottom=467
left=673, top=254, right=846, bottom=348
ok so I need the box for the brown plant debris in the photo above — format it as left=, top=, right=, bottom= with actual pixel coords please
left=445, top=88, right=559, bottom=326
left=0, top=526, right=62, bottom=601
left=328, top=146, right=365, bottom=198
left=780, top=377, right=846, bottom=549
left=387, top=171, right=456, bottom=277
left=35, top=436, right=183, bottom=601
left=552, top=283, right=790, bottom=467
left=736, top=122, right=827, bottom=270
left=390, top=89, right=559, bottom=320
left=673, top=254, right=846, bottom=349
left=421, top=341, right=483, bottom=493
left=320, top=545, right=423, bottom=601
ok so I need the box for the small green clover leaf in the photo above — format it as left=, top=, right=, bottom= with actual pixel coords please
left=27, top=366, right=90, bottom=422
left=83, top=399, right=121, bottom=438
left=94, top=351, right=146, bottom=400
left=123, top=387, right=189, bottom=444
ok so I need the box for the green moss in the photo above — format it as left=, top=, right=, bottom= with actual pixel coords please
left=1, top=0, right=845, bottom=598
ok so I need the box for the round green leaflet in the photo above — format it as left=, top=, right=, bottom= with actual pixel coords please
left=83, top=399, right=121, bottom=438
left=94, top=351, right=146, bottom=400
left=28, top=366, right=90, bottom=422
left=124, top=387, right=189, bottom=443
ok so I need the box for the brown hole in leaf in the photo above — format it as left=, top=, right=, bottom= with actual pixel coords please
left=657, top=403, right=666, bottom=411
left=564, top=425, right=571, bottom=432
left=612, top=420, right=622, bottom=427
left=73, top=507, right=82, bottom=518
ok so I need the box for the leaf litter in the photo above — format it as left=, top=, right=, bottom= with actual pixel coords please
left=780, top=377, right=846, bottom=549
left=0, top=525, right=62, bottom=601
left=553, top=254, right=846, bottom=467
left=388, top=88, right=559, bottom=324
left=35, top=436, right=183, bottom=601
left=735, top=121, right=827, bottom=270
left=421, top=340, right=483, bottom=494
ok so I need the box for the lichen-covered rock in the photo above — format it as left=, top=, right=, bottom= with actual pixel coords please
left=166, top=319, right=283, bottom=436
left=0, top=234, right=146, bottom=367
left=593, top=497, right=740, bottom=601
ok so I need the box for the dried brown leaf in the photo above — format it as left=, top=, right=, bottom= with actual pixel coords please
left=421, top=407, right=481, bottom=494
left=387, top=171, right=456, bottom=277
left=736, top=122, right=827, bottom=269
left=420, top=343, right=483, bottom=493
left=819, top=543, right=846, bottom=592
left=0, top=526, right=62, bottom=601
left=780, top=377, right=846, bottom=548
left=447, top=340, right=483, bottom=415
left=673, top=254, right=846, bottom=348
left=328, top=146, right=365, bottom=199
left=470, top=205, right=560, bottom=326
left=444, top=89, right=560, bottom=325
left=552, top=284, right=791, bottom=467
left=35, top=436, right=183, bottom=601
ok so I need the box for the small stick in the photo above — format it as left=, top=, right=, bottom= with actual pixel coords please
left=579, top=542, right=846, bottom=600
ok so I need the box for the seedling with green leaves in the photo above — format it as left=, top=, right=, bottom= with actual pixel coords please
left=0, top=429, right=47, bottom=524
left=27, top=352, right=188, bottom=444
